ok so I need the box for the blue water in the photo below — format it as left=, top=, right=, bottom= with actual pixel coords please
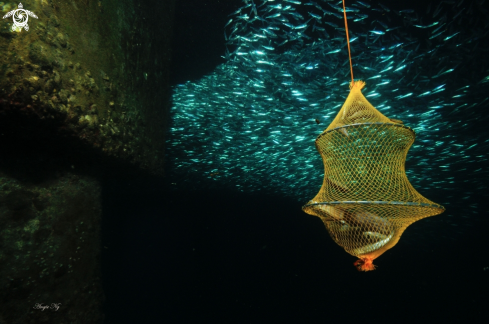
left=166, top=0, right=489, bottom=245
left=103, top=1, right=489, bottom=322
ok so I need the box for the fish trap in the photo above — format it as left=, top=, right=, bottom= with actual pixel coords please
left=302, top=81, right=445, bottom=271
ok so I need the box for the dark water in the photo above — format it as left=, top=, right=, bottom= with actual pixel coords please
left=102, top=0, right=489, bottom=322
left=101, top=178, right=488, bottom=323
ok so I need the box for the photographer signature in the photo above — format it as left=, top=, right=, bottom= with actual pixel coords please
left=33, top=303, right=61, bottom=311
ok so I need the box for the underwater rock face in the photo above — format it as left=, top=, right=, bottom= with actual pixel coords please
left=0, top=0, right=175, bottom=322
left=0, top=171, right=104, bottom=324
left=28, top=42, right=53, bottom=69
left=4, top=189, right=33, bottom=211
left=1, top=0, right=171, bottom=175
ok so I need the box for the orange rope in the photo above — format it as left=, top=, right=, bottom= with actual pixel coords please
left=342, top=0, right=354, bottom=83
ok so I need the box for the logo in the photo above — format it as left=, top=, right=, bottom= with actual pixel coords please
left=2, top=3, right=38, bottom=32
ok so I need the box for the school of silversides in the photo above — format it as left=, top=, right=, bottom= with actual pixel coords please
left=166, top=0, right=488, bottom=237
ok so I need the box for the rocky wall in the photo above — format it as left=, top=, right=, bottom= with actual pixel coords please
left=0, top=0, right=175, bottom=322
left=0, top=171, right=104, bottom=323
left=1, top=0, right=173, bottom=174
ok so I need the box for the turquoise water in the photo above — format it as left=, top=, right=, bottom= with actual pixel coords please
left=103, top=1, right=489, bottom=322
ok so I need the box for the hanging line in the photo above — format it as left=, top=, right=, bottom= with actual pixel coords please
left=342, top=0, right=354, bottom=84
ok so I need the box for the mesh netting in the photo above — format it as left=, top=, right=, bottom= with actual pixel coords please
left=302, top=81, right=445, bottom=271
